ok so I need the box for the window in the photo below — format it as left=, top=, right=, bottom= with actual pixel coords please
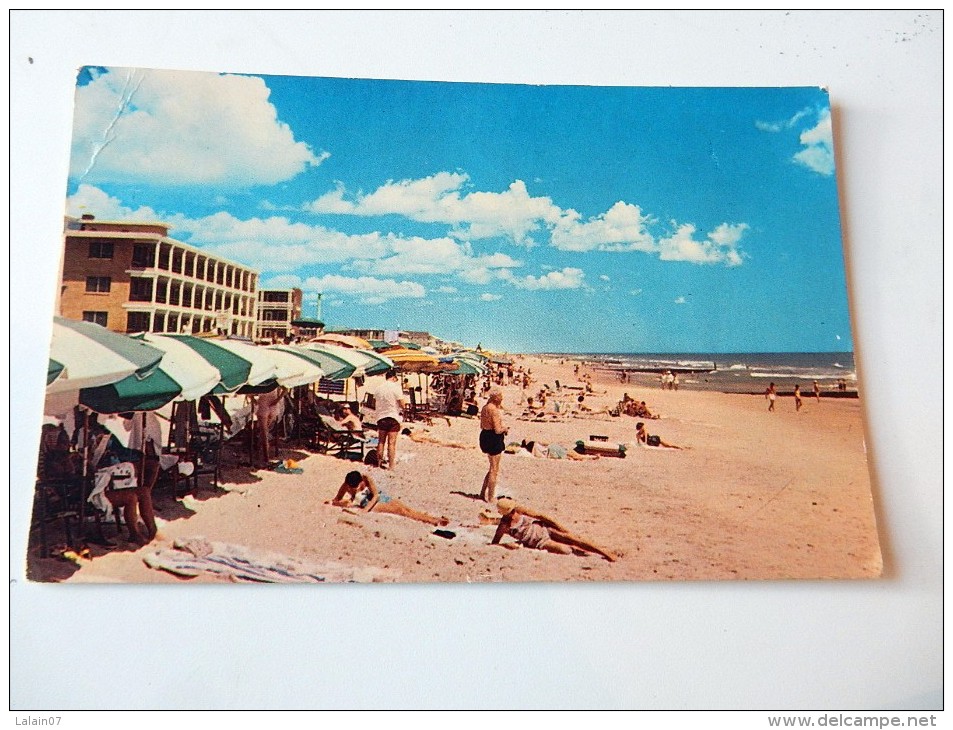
left=126, top=312, right=151, bottom=333
left=82, top=311, right=108, bottom=327
left=131, top=243, right=154, bottom=268
left=129, top=278, right=153, bottom=302
left=88, top=241, right=114, bottom=259
left=84, top=276, right=111, bottom=293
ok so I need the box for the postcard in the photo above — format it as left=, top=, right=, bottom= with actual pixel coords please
left=27, top=67, right=881, bottom=583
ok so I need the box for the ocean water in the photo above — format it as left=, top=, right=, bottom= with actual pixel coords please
left=547, top=352, right=858, bottom=395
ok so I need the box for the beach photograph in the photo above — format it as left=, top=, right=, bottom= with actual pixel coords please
left=11, top=10, right=941, bottom=713
left=23, top=68, right=881, bottom=584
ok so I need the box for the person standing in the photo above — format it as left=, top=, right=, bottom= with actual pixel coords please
left=374, top=369, right=407, bottom=470
left=813, top=380, right=821, bottom=403
left=794, top=384, right=803, bottom=412
left=479, top=388, right=508, bottom=503
left=765, top=382, right=777, bottom=412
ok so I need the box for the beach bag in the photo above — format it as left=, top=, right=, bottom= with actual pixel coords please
left=647, top=435, right=661, bottom=447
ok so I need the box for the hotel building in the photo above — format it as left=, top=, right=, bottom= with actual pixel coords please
left=255, top=288, right=303, bottom=343
left=59, top=215, right=259, bottom=338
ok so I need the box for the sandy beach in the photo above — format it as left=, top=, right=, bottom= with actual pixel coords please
left=26, top=355, right=882, bottom=584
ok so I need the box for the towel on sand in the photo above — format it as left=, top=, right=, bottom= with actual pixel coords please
left=143, top=538, right=395, bottom=583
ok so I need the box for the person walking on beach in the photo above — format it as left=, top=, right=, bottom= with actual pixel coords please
left=765, top=382, right=777, bottom=412
left=479, top=388, right=508, bottom=503
left=374, top=369, right=407, bottom=470
left=794, top=384, right=803, bottom=412
left=329, top=471, right=448, bottom=526
left=813, top=380, right=821, bottom=403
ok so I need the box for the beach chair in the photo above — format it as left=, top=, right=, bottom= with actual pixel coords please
left=188, top=423, right=224, bottom=490
left=313, top=415, right=366, bottom=461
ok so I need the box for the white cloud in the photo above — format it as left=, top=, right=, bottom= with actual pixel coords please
left=350, top=237, right=522, bottom=280
left=480, top=293, right=502, bottom=302
left=599, top=275, right=611, bottom=282
left=66, top=186, right=531, bottom=288
left=629, top=289, right=643, bottom=296
left=755, top=106, right=812, bottom=133
left=70, top=67, right=324, bottom=186
left=793, top=109, right=834, bottom=175
left=658, top=223, right=746, bottom=266
left=437, top=286, right=458, bottom=294
left=66, top=183, right=163, bottom=221
left=309, top=173, right=562, bottom=245
left=550, top=201, right=656, bottom=253
left=504, top=267, right=586, bottom=291
left=262, top=273, right=426, bottom=305
left=674, top=296, right=687, bottom=304
left=310, top=172, right=749, bottom=267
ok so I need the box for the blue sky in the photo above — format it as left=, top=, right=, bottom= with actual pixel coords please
left=65, top=67, right=849, bottom=353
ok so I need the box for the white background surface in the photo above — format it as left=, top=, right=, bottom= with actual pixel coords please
left=8, top=10, right=943, bottom=711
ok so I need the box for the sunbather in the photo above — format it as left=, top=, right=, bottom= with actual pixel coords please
left=334, top=404, right=362, bottom=432
left=635, top=421, right=682, bottom=449
left=329, top=471, right=449, bottom=526
left=491, top=498, right=615, bottom=561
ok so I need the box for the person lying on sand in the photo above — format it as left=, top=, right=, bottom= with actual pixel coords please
left=635, top=421, right=683, bottom=449
left=401, top=427, right=475, bottom=449
left=328, top=470, right=449, bottom=527
left=520, top=439, right=599, bottom=461
left=491, top=498, right=616, bottom=562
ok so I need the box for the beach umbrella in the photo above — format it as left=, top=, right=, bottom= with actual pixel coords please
left=272, top=345, right=356, bottom=381
left=163, top=334, right=256, bottom=393
left=80, top=340, right=221, bottom=413
left=204, top=339, right=277, bottom=387
left=451, top=351, right=489, bottom=370
left=310, top=333, right=373, bottom=350
left=353, top=348, right=394, bottom=376
left=443, top=359, right=484, bottom=376
left=135, top=334, right=227, bottom=399
left=262, top=347, right=325, bottom=388
left=46, top=317, right=164, bottom=394
left=303, top=342, right=373, bottom=379
left=383, top=347, right=442, bottom=373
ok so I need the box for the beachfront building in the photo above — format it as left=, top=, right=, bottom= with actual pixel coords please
left=334, top=328, right=437, bottom=348
left=59, top=215, right=259, bottom=337
left=255, top=288, right=303, bottom=343
left=401, top=330, right=435, bottom=348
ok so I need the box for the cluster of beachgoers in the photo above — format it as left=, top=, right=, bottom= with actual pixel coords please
left=27, top=350, right=882, bottom=584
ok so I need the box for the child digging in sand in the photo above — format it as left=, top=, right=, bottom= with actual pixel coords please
left=329, top=470, right=449, bottom=527
left=491, top=498, right=616, bottom=562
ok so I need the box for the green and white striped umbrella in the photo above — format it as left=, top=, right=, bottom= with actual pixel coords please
left=80, top=334, right=222, bottom=413
left=47, top=317, right=165, bottom=394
